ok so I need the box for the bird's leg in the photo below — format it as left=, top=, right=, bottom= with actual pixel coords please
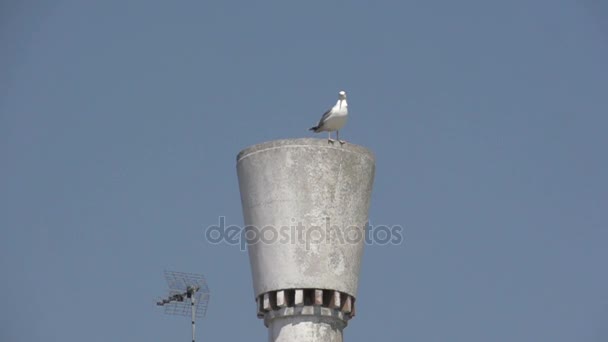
left=328, top=132, right=335, bottom=144
left=337, top=130, right=346, bottom=145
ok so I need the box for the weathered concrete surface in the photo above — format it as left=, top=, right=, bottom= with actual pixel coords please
left=268, top=315, right=344, bottom=342
left=236, top=138, right=375, bottom=298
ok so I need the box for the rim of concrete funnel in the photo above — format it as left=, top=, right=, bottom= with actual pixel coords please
left=237, top=138, right=375, bottom=164
left=236, top=138, right=376, bottom=298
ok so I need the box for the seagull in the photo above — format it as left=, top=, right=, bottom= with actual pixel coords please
left=309, top=90, right=348, bottom=144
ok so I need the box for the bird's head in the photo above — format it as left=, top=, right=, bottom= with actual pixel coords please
left=338, top=90, right=347, bottom=99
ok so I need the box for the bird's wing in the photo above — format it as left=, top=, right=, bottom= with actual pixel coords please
left=317, top=107, right=334, bottom=127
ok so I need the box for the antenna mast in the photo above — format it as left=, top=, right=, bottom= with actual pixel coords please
left=156, top=271, right=210, bottom=342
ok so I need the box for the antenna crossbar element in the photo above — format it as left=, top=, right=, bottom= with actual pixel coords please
left=157, top=271, right=210, bottom=318
left=157, top=271, right=210, bottom=342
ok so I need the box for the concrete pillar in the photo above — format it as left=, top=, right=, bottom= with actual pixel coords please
left=236, top=138, right=375, bottom=342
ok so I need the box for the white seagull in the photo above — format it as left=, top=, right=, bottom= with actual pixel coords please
left=309, top=90, right=349, bottom=144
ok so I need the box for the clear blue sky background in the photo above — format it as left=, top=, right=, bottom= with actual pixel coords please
left=1, top=1, right=607, bottom=341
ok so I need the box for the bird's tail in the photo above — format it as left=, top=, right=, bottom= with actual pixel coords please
left=309, top=126, right=319, bottom=132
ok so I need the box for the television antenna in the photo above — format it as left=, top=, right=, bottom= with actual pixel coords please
left=156, top=270, right=210, bottom=342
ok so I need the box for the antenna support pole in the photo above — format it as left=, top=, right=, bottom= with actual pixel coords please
left=156, top=271, right=210, bottom=342
left=191, top=295, right=196, bottom=342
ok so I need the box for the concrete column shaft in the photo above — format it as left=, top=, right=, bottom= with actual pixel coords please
left=268, top=315, right=344, bottom=342
left=236, top=138, right=375, bottom=342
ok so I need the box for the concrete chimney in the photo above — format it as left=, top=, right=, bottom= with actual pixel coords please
left=236, top=138, right=375, bottom=342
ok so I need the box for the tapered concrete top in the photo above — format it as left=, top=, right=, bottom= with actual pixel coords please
left=237, top=138, right=376, bottom=298
left=237, top=138, right=375, bottom=163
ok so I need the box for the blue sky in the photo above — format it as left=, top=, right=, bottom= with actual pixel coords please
left=1, top=1, right=607, bottom=341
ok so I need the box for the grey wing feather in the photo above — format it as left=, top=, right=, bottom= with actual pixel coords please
left=317, top=108, right=334, bottom=127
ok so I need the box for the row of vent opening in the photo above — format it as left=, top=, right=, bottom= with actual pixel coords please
left=256, top=288, right=355, bottom=317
